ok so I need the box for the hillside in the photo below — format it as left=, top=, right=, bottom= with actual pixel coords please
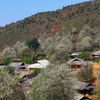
left=0, top=0, right=100, bottom=50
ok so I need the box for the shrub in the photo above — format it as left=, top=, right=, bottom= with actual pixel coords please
left=32, top=68, right=41, bottom=75
left=2, top=58, right=12, bottom=65
left=78, top=51, right=92, bottom=60
left=3, top=66, right=14, bottom=74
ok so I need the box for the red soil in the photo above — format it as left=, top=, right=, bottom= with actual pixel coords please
left=92, top=62, right=100, bottom=86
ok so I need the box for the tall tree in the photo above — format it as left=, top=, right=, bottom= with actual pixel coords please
left=0, top=70, right=27, bottom=100
left=29, top=64, right=76, bottom=100
left=25, top=37, right=40, bottom=52
left=25, top=37, right=40, bottom=63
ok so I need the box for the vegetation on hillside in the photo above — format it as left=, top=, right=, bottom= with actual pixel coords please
left=0, top=0, right=100, bottom=50
left=0, top=0, right=100, bottom=99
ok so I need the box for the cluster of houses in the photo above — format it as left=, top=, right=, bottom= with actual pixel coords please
left=8, top=59, right=49, bottom=76
left=1, top=50, right=100, bottom=99
left=1, top=59, right=50, bottom=91
left=68, top=50, right=100, bottom=70
left=67, top=50, right=100, bottom=100
left=67, top=57, right=93, bottom=100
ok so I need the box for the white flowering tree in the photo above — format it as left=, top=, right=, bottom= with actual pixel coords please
left=0, top=70, right=27, bottom=100
left=76, top=36, right=92, bottom=51
left=2, top=47, right=16, bottom=58
left=29, top=64, right=76, bottom=100
left=13, top=41, right=29, bottom=57
left=54, top=43, right=72, bottom=63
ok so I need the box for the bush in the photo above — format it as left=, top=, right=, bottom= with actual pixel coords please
left=32, top=68, right=41, bottom=75
left=78, top=51, right=92, bottom=60
left=2, top=58, right=12, bottom=65
left=21, top=55, right=32, bottom=64
left=3, top=66, right=14, bottom=74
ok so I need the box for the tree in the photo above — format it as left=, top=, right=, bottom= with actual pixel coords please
left=77, top=62, right=93, bottom=82
left=25, top=37, right=40, bottom=63
left=94, top=37, right=100, bottom=48
left=30, top=64, right=76, bottom=100
left=77, top=36, right=92, bottom=51
left=78, top=25, right=93, bottom=41
left=25, top=37, right=40, bottom=52
left=2, top=47, right=16, bottom=58
left=13, top=41, right=30, bottom=58
left=0, top=70, right=27, bottom=100
left=21, top=51, right=32, bottom=64
left=54, top=43, right=72, bottom=63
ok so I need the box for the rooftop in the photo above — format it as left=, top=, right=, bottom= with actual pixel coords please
left=27, top=59, right=49, bottom=69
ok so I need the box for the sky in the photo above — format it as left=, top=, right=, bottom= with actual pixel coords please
left=0, top=0, right=88, bottom=26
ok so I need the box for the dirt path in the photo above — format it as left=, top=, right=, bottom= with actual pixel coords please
left=92, top=62, right=100, bottom=86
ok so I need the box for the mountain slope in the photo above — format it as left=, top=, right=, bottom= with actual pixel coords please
left=0, top=0, right=100, bottom=50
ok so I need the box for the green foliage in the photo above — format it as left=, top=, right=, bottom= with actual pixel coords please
left=25, top=37, right=40, bottom=52
left=32, top=53, right=38, bottom=63
left=96, top=92, right=100, bottom=99
left=78, top=51, right=92, bottom=60
left=21, top=52, right=32, bottom=64
left=32, top=68, right=41, bottom=75
left=2, top=58, right=12, bottom=65
left=3, top=66, right=14, bottom=74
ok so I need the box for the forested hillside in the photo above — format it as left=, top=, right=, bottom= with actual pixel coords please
left=0, top=0, right=100, bottom=51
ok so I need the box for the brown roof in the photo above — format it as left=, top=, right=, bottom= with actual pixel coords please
left=12, top=59, right=21, bottom=62
left=75, top=81, right=94, bottom=91
left=92, top=50, right=100, bottom=56
left=67, top=58, right=84, bottom=65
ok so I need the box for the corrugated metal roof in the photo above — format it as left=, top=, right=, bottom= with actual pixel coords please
left=92, top=50, right=100, bottom=56
left=75, top=93, right=84, bottom=100
left=75, top=81, right=90, bottom=90
left=9, top=62, right=22, bottom=67
left=71, top=52, right=82, bottom=56
left=27, top=59, right=49, bottom=69
left=67, top=58, right=84, bottom=65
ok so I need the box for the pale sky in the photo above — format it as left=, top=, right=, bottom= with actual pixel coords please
left=0, top=0, right=88, bottom=26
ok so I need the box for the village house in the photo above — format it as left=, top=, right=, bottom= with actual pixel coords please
left=9, top=61, right=27, bottom=75
left=67, top=58, right=84, bottom=70
left=19, top=74, right=37, bottom=91
left=75, top=81, right=94, bottom=95
left=27, top=59, right=49, bottom=74
left=92, top=50, right=100, bottom=58
left=70, top=52, right=82, bottom=58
